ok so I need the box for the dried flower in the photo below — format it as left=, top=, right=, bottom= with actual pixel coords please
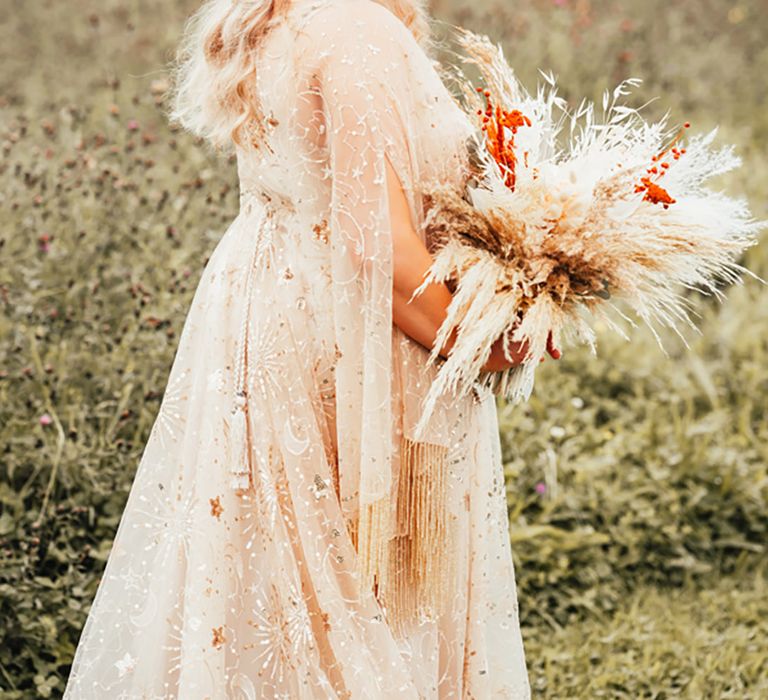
left=634, top=122, right=691, bottom=208
left=476, top=87, right=531, bottom=191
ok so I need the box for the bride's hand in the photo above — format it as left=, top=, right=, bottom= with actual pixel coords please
left=480, top=329, right=561, bottom=372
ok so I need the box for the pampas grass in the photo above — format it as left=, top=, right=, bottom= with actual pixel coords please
left=411, top=27, right=767, bottom=438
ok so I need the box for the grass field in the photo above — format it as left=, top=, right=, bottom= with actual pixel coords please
left=1, top=1, right=766, bottom=697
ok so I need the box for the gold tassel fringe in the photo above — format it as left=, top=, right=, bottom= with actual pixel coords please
left=353, top=493, right=392, bottom=595
left=349, top=435, right=455, bottom=640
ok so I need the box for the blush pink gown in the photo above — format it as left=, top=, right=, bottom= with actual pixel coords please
left=63, top=0, right=531, bottom=697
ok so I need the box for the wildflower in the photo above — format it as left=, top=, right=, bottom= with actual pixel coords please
left=535, top=482, right=547, bottom=495
left=39, top=413, right=53, bottom=426
left=37, top=232, right=51, bottom=253
left=549, top=425, right=566, bottom=439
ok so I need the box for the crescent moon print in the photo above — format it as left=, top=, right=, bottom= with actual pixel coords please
left=229, top=672, right=258, bottom=700
left=282, top=416, right=310, bottom=456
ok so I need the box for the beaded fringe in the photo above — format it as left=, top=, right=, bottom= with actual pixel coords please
left=348, top=436, right=455, bottom=640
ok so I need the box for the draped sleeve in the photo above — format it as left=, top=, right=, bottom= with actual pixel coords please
left=314, top=0, right=424, bottom=586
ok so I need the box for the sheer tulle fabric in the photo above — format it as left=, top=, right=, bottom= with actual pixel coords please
left=63, top=0, right=530, bottom=697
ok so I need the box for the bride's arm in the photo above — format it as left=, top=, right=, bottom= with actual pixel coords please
left=386, top=159, right=561, bottom=371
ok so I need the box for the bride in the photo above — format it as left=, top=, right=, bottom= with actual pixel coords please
left=63, top=0, right=560, bottom=696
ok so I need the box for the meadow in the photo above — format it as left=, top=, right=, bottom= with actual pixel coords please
left=1, top=0, right=766, bottom=697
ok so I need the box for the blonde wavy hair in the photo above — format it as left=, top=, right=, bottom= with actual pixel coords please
left=168, top=0, right=433, bottom=151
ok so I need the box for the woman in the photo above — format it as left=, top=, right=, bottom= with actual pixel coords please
left=63, top=0, right=560, bottom=697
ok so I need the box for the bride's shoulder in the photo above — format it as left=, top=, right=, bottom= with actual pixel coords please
left=292, top=0, right=416, bottom=47
left=295, top=0, right=402, bottom=21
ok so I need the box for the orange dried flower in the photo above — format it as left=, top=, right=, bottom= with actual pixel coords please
left=476, top=87, right=531, bottom=191
left=635, top=121, right=690, bottom=208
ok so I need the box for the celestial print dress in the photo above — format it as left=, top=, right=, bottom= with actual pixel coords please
left=63, top=0, right=531, bottom=697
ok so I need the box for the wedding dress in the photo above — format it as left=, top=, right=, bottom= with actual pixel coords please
left=63, top=0, right=531, bottom=697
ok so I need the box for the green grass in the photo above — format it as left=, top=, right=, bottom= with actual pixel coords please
left=1, top=0, right=767, bottom=697
left=526, top=570, right=768, bottom=699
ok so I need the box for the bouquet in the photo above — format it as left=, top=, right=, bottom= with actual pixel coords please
left=412, top=28, right=767, bottom=438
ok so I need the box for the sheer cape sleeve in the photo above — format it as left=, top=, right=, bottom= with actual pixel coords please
left=299, top=0, right=477, bottom=631
left=314, top=0, right=425, bottom=592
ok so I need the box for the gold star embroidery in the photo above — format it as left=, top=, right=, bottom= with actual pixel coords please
left=209, top=495, right=223, bottom=520
left=212, top=625, right=226, bottom=649
left=312, top=219, right=330, bottom=244
left=320, top=611, right=331, bottom=632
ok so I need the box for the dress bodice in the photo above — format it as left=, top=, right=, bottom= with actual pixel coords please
left=235, top=0, right=475, bottom=233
